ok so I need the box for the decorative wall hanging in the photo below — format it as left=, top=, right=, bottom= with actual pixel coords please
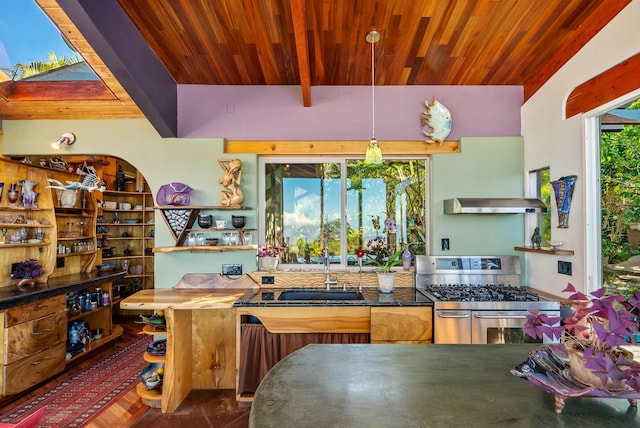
left=551, top=175, right=577, bottom=228
left=218, top=158, right=244, bottom=207
left=421, top=97, right=452, bottom=143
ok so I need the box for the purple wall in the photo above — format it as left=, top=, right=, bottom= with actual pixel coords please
left=178, top=85, right=523, bottom=140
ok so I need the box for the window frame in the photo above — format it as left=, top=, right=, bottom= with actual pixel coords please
left=258, top=156, right=430, bottom=270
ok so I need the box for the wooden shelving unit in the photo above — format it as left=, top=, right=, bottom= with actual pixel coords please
left=136, top=323, right=166, bottom=408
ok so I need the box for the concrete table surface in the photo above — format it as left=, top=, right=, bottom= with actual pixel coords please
left=250, top=344, right=640, bottom=427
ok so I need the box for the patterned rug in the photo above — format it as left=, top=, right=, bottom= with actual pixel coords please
left=0, top=334, right=152, bottom=428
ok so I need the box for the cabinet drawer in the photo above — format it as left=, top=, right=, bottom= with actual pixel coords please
left=370, top=307, right=433, bottom=343
left=4, top=310, right=67, bottom=364
left=5, top=295, right=66, bottom=327
left=1, top=342, right=66, bottom=396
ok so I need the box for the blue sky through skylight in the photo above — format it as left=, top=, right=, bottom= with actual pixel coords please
left=0, top=1, right=76, bottom=73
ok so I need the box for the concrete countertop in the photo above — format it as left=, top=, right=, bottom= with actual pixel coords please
left=0, top=270, right=126, bottom=310
left=234, top=287, right=433, bottom=307
left=250, top=343, right=640, bottom=427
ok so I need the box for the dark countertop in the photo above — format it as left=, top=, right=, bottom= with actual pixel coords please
left=0, top=270, right=126, bottom=310
left=250, top=343, right=640, bottom=427
left=234, top=287, right=433, bottom=307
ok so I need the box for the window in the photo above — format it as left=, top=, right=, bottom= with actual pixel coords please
left=260, top=158, right=427, bottom=268
left=529, top=167, right=551, bottom=244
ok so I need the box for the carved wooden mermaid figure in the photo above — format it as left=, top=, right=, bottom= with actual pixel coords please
left=218, top=158, right=244, bottom=207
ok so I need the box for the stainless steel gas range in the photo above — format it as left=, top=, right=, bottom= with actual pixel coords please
left=415, top=255, right=560, bottom=344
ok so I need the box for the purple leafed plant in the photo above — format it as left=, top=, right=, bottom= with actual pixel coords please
left=524, top=283, right=640, bottom=390
left=10, top=259, right=44, bottom=279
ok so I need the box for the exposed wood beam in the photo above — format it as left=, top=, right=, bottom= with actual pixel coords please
left=523, top=0, right=631, bottom=102
left=566, top=52, right=640, bottom=119
left=290, top=0, right=312, bottom=107
left=56, top=0, right=177, bottom=137
left=224, top=140, right=460, bottom=156
left=5, top=81, right=113, bottom=101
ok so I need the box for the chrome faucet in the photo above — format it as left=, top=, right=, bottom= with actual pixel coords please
left=323, top=239, right=337, bottom=290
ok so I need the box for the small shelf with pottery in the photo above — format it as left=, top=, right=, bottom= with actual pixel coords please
left=156, top=205, right=252, bottom=245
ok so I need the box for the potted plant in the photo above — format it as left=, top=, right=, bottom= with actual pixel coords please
left=524, top=283, right=640, bottom=391
left=10, top=259, right=45, bottom=286
left=366, top=242, right=403, bottom=292
left=257, top=244, right=285, bottom=271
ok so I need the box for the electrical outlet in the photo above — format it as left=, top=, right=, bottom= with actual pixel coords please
left=441, top=238, right=450, bottom=251
left=262, top=276, right=275, bottom=285
left=222, top=264, right=242, bottom=275
left=558, top=261, right=572, bottom=276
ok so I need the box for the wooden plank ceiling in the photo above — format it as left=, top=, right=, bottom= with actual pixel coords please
left=0, top=0, right=629, bottom=130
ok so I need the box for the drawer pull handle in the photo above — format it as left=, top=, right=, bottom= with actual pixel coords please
left=34, top=304, right=50, bottom=311
left=31, top=356, right=51, bottom=365
left=32, top=328, right=52, bottom=336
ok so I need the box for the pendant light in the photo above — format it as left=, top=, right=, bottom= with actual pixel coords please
left=365, top=30, right=382, bottom=166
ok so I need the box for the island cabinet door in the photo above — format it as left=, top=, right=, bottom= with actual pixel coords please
left=370, top=307, right=433, bottom=344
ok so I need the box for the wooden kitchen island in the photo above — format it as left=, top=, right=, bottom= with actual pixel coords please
left=119, top=274, right=257, bottom=413
left=250, top=344, right=640, bottom=427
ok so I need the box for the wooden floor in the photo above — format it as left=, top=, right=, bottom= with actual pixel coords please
left=0, top=317, right=250, bottom=428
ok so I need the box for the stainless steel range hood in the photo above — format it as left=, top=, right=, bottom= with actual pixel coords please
left=443, top=198, right=547, bottom=214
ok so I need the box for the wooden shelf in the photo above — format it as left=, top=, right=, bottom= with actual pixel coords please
left=0, top=241, right=50, bottom=248
left=56, top=250, right=97, bottom=258
left=143, top=352, right=166, bottom=363
left=0, top=223, right=53, bottom=228
left=155, top=205, right=252, bottom=210
left=57, top=235, right=93, bottom=241
left=67, top=324, right=124, bottom=364
left=68, top=305, right=110, bottom=322
left=136, top=382, right=162, bottom=408
left=514, top=246, right=575, bottom=256
left=142, top=324, right=167, bottom=335
left=153, top=244, right=257, bottom=253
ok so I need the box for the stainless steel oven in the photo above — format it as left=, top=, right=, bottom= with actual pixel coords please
left=415, top=255, right=560, bottom=344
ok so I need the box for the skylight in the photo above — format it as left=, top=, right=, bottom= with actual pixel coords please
left=0, top=0, right=96, bottom=81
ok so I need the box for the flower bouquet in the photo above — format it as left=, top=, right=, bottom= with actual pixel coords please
left=10, top=259, right=44, bottom=286
left=524, top=283, right=640, bottom=391
left=257, top=244, right=285, bottom=270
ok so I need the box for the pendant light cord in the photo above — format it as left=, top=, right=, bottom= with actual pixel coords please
left=371, top=36, right=375, bottom=139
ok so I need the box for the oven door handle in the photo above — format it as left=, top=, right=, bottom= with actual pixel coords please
left=436, top=311, right=470, bottom=318
left=473, top=313, right=527, bottom=319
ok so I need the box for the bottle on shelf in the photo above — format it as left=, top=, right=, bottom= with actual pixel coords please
left=116, top=165, right=126, bottom=191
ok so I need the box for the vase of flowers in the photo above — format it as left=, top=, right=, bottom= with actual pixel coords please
left=258, top=244, right=285, bottom=271
left=524, top=283, right=640, bottom=391
left=10, top=259, right=44, bottom=286
left=365, top=239, right=404, bottom=292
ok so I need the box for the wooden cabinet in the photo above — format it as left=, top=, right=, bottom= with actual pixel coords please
left=370, top=306, right=433, bottom=344
left=99, top=190, right=154, bottom=292
left=0, top=295, right=67, bottom=395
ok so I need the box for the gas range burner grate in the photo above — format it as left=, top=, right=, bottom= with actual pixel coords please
left=424, top=284, right=540, bottom=302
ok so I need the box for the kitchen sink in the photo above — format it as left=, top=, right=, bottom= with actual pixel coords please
left=278, top=289, right=365, bottom=301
